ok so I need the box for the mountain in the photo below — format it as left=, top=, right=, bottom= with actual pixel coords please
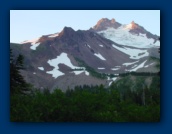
left=92, top=18, right=122, bottom=31
left=92, top=19, right=160, bottom=48
left=10, top=18, right=160, bottom=91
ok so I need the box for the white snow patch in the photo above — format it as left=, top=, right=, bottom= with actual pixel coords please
left=47, top=53, right=80, bottom=69
left=73, top=70, right=84, bottom=75
left=46, top=52, right=86, bottom=78
left=98, top=27, right=160, bottom=48
left=112, top=44, right=149, bottom=59
left=111, top=66, right=120, bottom=70
left=112, top=77, right=118, bottom=81
left=38, top=67, right=44, bottom=71
left=72, top=70, right=89, bottom=76
left=47, top=69, right=64, bottom=78
left=30, top=43, right=40, bottom=50
left=94, top=53, right=106, bottom=60
left=126, top=60, right=147, bottom=72
left=111, top=68, right=120, bottom=71
left=33, top=72, right=36, bottom=74
left=107, top=77, right=111, bottom=80
left=85, top=71, right=89, bottom=76
left=48, top=33, right=59, bottom=38
left=99, top=44, right=103, bottom=47
left=98, top=67, right=105, bottom=70
left=109, top=81, right=113, bottom=86
left=109, top=77, right=118, bottom=86
left=144, top=62, right=155, bottom=68
left=123, top=60, right=139, bottom=66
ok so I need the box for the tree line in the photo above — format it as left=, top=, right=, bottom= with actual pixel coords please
left=10, top=49, right=160, bottom=122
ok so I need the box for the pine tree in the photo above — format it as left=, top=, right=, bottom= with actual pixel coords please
left=10, top=49, right=29, bottom=94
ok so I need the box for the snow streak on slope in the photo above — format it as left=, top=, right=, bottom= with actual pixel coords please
left=144, top=62, right=155, bottom=68
left=73, top=70, right=85, bottom=75
left=94, top=53, right=106, bottom=60
left=109, top=77, right=118, bottom=86
left=72, top=70, right=90, bottom=76
left=111, top=66, right=120, bottom=70
left=98, top=27, right=160, bottom=48
left=111, top=68, right=120, bottom=71
left=88, top=44, right=91, bottom=48
left=123, top=60, right=139, bottom=66
left=112, top=44, right=149, bottom=59
left=126, top=60, right=147, bottom=72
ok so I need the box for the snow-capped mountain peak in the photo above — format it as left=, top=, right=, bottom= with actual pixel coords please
left=125, top=21, right=138, bottom=29
left=95, top=19, right=160, bottom=48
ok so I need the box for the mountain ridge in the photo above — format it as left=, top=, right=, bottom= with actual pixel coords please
left=10, top=18, right=160, bottom=91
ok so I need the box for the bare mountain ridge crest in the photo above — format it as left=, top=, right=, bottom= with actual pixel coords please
left=21, top=18, right=159, bottom=45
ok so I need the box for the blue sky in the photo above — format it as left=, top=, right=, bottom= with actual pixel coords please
left=10, top=10, right=160, bottom=43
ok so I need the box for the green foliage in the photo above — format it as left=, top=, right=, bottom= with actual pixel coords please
left=74, top=57, right=107, bottom=79
left=11, top=76, right=160, bottom=122
left=10, top=49, right=31, bottom=94
left=119, top=72, right=158, bottom=77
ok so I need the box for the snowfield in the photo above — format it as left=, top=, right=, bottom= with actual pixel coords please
left=94, top=53, right=106, bottom=60
left=46, top=52, right=87, bottom=78
left=112, top=44, right=149, bottom=59
left=98, top=27, right=160, bottom=48
left=99, top=44, right=103, bottom=47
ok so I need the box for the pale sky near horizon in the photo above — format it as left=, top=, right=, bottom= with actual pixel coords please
left=10, top=10, right=160, bottom=43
